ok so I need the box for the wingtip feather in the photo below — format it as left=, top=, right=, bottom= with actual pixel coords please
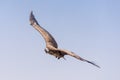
left=86, top=60, right=100, bottom=68
left=29, top=11, right=39, bottom=25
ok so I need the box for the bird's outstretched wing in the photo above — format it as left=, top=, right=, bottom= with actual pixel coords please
left=59, top=49, right=100, bottom=68
left=30, top=11, right=58, bottom=48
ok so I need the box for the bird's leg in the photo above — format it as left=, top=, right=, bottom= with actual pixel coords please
left=55, top=56, right=58, bottom=58
left=57, top=56, right=66, bottom=60
left=57, top=57, right=60, bottom=59
left=63, top=57, right=66, bottom=60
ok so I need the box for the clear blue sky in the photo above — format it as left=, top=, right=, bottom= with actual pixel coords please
left=0, top=0, right=120, bottom=80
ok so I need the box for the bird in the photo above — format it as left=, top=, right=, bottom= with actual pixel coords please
left=29, top=11, right=100, bottom=68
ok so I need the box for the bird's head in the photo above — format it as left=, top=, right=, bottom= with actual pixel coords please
left=44, top=48, right=49, bottom=53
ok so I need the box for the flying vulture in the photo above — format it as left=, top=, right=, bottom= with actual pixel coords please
left=29, top=11, right=100, bottom=68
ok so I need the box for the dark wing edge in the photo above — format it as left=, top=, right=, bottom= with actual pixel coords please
left=30, top=11, right=39, bottom=25
left=29, top=11, right=58, bottom=48
left=59, top=49, right=100, bottom=68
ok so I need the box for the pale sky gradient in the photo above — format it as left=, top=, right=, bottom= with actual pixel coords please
left=0, top=0, right=120, bottom=80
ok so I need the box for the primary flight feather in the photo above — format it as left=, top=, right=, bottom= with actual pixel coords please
left=29, top=11, right=100, bottom=68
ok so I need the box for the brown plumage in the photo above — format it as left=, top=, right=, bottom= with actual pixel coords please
left=29, top=11, right=100, bottom=68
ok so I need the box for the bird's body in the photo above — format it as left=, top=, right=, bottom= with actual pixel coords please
left=30, top=12, right=100, bottom=68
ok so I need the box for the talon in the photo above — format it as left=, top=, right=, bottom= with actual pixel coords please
left=58, top=57, right=60, bottom=59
